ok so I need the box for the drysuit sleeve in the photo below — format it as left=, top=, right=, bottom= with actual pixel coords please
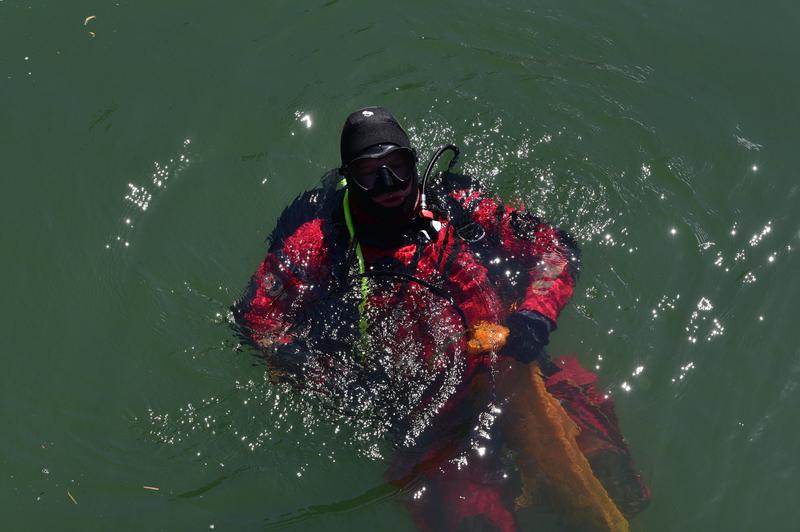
left=232, top=218, right=332, bottom=380
left=449, top=188, right=581, bottom=327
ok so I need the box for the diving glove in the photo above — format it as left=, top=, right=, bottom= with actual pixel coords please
left=502, top=310, right=553, bottom=363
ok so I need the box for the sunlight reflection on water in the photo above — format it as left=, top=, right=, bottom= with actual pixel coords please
left=106, top=138, right=192, bottom=251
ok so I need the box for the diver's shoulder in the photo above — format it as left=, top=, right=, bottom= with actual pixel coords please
left=434, top=172, right=485, bottom=194
left=267, top=171, right=344, bottom=251
left=431, top=172, right=496, bottom=213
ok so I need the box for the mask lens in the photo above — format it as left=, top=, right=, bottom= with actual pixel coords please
left=388, top=150, right=415, bottom=181
left=350, top=160, right=379, bottom=190
left=349, top=148, right=415, bottom=190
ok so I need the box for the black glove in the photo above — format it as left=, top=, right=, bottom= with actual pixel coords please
left=502, top=310, right=553, bottom=364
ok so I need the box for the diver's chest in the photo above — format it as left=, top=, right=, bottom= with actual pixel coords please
left=360, top=248, right=444, bottom=291
left=360, top=222, right=456, bottom=276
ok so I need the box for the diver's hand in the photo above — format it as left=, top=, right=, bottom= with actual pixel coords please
left=500, top=311, right=552, bottom=363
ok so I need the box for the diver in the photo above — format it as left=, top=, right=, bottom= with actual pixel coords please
left=232, top=107, right=650, bottom=531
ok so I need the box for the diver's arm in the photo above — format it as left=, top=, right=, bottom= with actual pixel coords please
left=232, top=191, right=336, bottom=378
left=480, top=198, right=580, bottom=323
left=231, top=251, right=314, bottom=382
left=512, top=213, right=580, bottom=323
left=500, top=209, right=579, bottom=362
left=446, top=185, right=580, bottom=321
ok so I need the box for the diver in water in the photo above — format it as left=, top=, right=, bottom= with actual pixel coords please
left=233, top=107, right=649, bottom=531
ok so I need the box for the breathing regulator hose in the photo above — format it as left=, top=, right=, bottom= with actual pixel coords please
left=420, top=144, right=460, bottom=212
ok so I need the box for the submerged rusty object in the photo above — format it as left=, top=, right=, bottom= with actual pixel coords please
left=497, top=358, right=630, bottom=531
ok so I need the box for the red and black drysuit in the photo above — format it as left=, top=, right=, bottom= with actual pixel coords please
left=233, top=172, right=649, bottom=531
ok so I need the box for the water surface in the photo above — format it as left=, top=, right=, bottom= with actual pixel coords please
left=2, top=1, right=799, bottom=530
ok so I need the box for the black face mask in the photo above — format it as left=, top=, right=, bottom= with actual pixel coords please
left=345, top=146, right=417, bottom=192
left=371, top=165, right=411, bottom=194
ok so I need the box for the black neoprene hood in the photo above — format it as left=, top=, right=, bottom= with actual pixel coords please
left=340, top=106, right=412, bottom=166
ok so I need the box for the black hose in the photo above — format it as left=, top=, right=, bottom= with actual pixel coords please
left=421, top=144, right=460, bottom=209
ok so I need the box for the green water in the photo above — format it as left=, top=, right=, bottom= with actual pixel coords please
left=2, top=1, right=799, bottom=530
